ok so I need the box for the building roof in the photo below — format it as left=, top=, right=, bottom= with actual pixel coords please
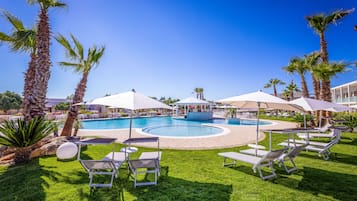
left=175, top=97, right=210, bottom=105
left=331, top=80, right=357, bottom=89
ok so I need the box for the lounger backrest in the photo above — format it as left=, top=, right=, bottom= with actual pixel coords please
left=319, top=123, right=331, bottom=132
left=260, top=149, right=285, bottom=163
left=80, top=160, right=115, bottom=172
left=287, top=144, right=307, bottom=159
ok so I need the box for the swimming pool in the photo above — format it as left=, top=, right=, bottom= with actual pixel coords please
left=82, top=116, right=271, bottom=137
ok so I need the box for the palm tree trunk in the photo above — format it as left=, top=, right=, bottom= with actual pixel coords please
left=300, top=74, right=309, bottom=98
left=311, top=75, right=320, bottom=99
left=320, top=33, right=328, bottom=63
left=14, top=147, right=31, bottom=164
left=22, top=52, right=37, bottom=121
left=61, top=73, right=88, bottom=136
left=273, top=85, right=277, bottom=97
left=31, top=8, right=51, bottom=119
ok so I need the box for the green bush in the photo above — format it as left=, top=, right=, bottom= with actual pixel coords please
left=334, top=112, right=357, bottom=132
left=0, top=117, right=55, bottom=164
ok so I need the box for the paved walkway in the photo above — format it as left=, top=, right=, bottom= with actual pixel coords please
left=77, top=120, right=297, bottom=150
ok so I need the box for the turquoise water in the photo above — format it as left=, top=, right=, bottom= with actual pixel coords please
left=142, top=125, right=223, bottom=137
left=82, top=116, right=270, bottom=129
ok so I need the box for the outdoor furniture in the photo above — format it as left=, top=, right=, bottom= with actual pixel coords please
left=278, top=129, right=341, bottom=160
left=80, top=160, right=120, bottom=188
left=285, top=129, right=341, bottom=147
left=277, top=144, right=307, bottom=173
left=297, top=129, right=335, bottom=140
left=218, top=149, right=285, bottom=180
left=123, top=137, right=162, bottom=187
left=75, top=138, right=122, bottom=188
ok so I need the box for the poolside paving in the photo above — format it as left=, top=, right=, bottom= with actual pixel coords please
left=77, top=120, right=297, bottom=150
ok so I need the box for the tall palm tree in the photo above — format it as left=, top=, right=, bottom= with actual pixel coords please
left=283, top=57, right=309, bottom=97
left=286, top=81, right=300, bottom=100
left=0, top=11, right=37, bottom=121
left=194, top=88, right=204, bottom=100
left=312, top=62, right=348, bottom=101
left=27, top=0, right=66, bottom=118
left=306, top=9, right=353, bottom=64
left=305, top=52, right=321, bottom=99
left=55, top=34, right=105, bottom=136
left=264, top=78, right=286, bottom=96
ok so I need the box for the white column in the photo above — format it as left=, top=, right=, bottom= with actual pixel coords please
left=348, top=85, right=351, bottom=103
left=340, top=88, right=343, bottom=103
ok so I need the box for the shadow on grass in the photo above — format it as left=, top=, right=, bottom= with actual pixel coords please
left=274, top=167, right=357, bottom=201
left=0, top=158, right=61, bottom=201
left=74, top=165, right=232, bottom=201
left=297, top=151, right=357, bottom=166
left=126, top=166, right=233, bottom=201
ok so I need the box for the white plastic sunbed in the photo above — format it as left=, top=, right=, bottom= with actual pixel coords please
left=278, top=130, right=341, bottom=160
left=297, top=129, right=335, bottom=140
left=218, top=149, right=285, bottom=180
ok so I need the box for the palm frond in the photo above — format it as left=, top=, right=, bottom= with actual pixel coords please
left=70, top=34, right=83, bottom=60
left=55, top=34, right=78, bottom=59
left=0, top=32, right=14, bottom=42
left=2, top=11, right=25, bottom=31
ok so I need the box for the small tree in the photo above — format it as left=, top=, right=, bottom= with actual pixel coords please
left=0, top=91, right=22, bottom=114
left=0, top=117, right=54, bottom=164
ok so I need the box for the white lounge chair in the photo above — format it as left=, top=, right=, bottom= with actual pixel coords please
left=278, top=129, right=341, bottom=160
left=277, top=144, right=307, bottom=173
left=285, top=129, right=341, bottom=147
left=297, top=129, right=335, bottom=140
left=218, top=149, right=285, bottom=180
left=80, top=160, right=121, bottom=188
left=128, top=158, right=160, bottom=187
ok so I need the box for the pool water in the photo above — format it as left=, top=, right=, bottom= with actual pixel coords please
left=82, top=116, right=270, bottom=130
left=142, top=125, right=224, bottom=137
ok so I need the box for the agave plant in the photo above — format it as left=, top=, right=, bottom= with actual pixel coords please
left=0, top=117, right=55, bottom=164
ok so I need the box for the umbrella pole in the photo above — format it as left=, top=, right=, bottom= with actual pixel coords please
left=129, top=111, right=133, bottom=139
left=256, top=102, right=261, bottom=156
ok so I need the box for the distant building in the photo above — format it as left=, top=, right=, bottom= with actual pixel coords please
left=45, top=98, right=70, bottom=112
left=331, top=80, right=357, bottom=106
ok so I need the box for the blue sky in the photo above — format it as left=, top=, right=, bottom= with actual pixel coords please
left=1, top=0, right=356, bottom=101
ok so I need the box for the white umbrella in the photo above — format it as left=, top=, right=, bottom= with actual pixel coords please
left=217, top=91, right=303, bottom=155
left=290, top=97, right=352, bottom=127
left=89, top=90, right=172, bottom=139
left=290, top=97, right=352, bottom=112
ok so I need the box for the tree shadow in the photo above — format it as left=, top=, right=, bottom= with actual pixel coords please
left=71, top=164, right=232, bottom=201
left=0, top=158, right=61, bottom=201
left=273, top=167, right=357, bottom=201
left=125, top=165, right=233, bottom=201
left=297, top=151, right=357, bottom=166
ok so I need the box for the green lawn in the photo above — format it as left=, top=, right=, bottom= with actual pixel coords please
left=0, top=132, right=356, bottom=201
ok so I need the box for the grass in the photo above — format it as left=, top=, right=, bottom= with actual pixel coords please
left=0, top=132, right=357, bottom=201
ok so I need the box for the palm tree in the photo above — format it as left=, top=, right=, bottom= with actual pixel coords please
left=286, top=81, right=300, bottom=100
left=194, top=88, right=204, bottom=100
left=0, top=117, right=54, bottom=164
left=264, top=78, right=286, bottom=96
left=283, top=57, right=309, bottom=97
left=305, top=52, right=321, bottom=99
left=0, top=11, right=37, bottom=121
left=55, top=34, right=105, bottom=136
left=306, top=8, right=353, bottom=102
left=312, top=62, right=348, bottom=101
left=27, top=0, right=66, bottom=118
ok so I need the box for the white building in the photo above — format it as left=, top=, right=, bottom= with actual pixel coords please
left=331, top=80, right=357, bottom=106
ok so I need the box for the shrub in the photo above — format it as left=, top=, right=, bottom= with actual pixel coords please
left=334, top=112, right=357, bottom=132
left=0, top=117, right=55, bottom=164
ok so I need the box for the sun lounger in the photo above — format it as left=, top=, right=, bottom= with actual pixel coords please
left=80, top=160, right=120, bottom=188
left=285, top=129, right=340, bottom=147
left=278, top=130, right=341, bottom=160
left=218, top=149, right=285, bottom=180
left=277, top=144, right=307, bottom=173
left=128, top=158, right=160, bottom=187
left=297, top=129, right=335, bottom=140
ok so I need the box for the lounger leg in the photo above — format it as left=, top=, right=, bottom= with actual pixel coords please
left=223, top=157, right=236, bottom=167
